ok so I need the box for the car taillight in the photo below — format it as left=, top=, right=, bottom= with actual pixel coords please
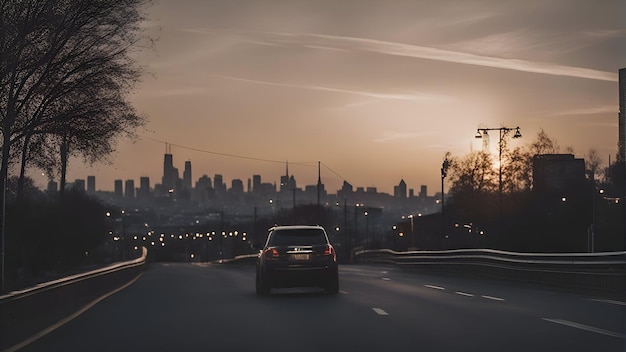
left=264, top=248, right=279, bottom=259
left=324, top=245, right=336, bottom=261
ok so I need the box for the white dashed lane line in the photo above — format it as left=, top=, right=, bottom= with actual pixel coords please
left=424, top=284, right=504, bottom=301
left=372, top=308, right=389, bottom=316
left=481, top=295, right=505, bottom=301
left=425, top=284, right=445, bottom=290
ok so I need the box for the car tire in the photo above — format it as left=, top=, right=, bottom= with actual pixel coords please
left=256, top=272, right=270, bottom=296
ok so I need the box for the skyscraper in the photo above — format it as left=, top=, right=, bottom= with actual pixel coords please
left=125, top=179, right=135, bottom=199
left=114, top=180, right=123, bottom=197
left=619, top=68, right=625, bottom=161
left=162, top=153, right=175, bottom=192
left=139, top=177, right=150, bottom=199
left=214, top=174, right=226, bottom=195
left=253, top=175, right=261, bottom=193
left=394, top=179, right=407, bottom=198
left=183, top=160, right=192, bottom=191
left=87, top=176, right=95, bottom=194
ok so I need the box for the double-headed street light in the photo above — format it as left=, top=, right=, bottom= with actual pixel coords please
left=475, top=126, right=522, bottom=234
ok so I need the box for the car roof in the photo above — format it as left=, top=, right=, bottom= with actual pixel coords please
left=269, top=225, right=325, bottom=232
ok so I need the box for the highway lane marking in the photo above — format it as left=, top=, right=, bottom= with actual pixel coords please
left=340, top=290, right=349, bottom=294
left=455, top=291, right=474, bottom=297
left=425, top=284, right=445, bottom=290
left=382, top=277, right=391, bottom=281
left=542, top=318, right=624, bottom=339
left=589, top=298, right=626, bottom=306
left=481, top=295, right=505, bottom=301
left=4, top=273, right=144, bottom=352
left=372, top=308, right=389, bottom=316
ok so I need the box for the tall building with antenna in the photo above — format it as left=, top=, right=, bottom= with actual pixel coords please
left=619, top=68, right=625, bottom=162
left=280, top=161, right=296, bottom=192
left=162, top=143, right=176, bottom=193
left=183, top=160, right=192, bottom=191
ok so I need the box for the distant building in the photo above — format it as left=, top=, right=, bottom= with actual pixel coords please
left=114, top=180, right=123, bottom=197
left=419, top=185, right=428, bottom=198
left=617, top=68, right=626, bottom=161
left=138, top=177, right=150, bottom=199
left=194, top=175, right=213, bottom=201
left=394, top=179, right=407, bottom=198
left=183, top=160, right=192, bottom=191
left=253, top=175, right=261, bottom=193
left=280, top=162, right=297, bottom=192
left=73, top=179, right=85, bottom=192
left=532, top=154, right=586, bottom=193
left=231, top=179, right=244, bottom=195
left=162, top=153, right=175, bottom=193
left=125, top=179, right=135, bottom=199
left=214, top=174, right=226, bottom=196
left=87, top=176, right=95, bottom=194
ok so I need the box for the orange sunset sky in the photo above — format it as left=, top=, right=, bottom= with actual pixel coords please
left=33, top=0, right=625, bottom=195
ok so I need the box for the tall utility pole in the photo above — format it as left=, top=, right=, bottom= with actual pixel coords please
left=475, top=126, right=522, bottom=234
left=317, top=161, right=321, bottom=206
left=441, top=157, right=449, bottom=243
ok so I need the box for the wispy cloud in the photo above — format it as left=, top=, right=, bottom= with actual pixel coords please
left=550, top=105, right=617, bottom=116
left=189, top=29, right=617, bottom=82
left=286, top=32, right=618, bottom=82
left=212, top=74, right=447, bottom=101
left=375, top=132, right=427, bottom=143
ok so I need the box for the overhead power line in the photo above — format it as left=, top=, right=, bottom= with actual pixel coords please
left=140, top=135, right=349, bottom=183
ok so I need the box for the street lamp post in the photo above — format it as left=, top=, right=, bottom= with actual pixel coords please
left=364, top=211, right=369, bottom=248
left=475, top=126, right=522, bottom=234
left=441, top=157, right=449, bottom=243
left=408, top=214, right=414, bottom=249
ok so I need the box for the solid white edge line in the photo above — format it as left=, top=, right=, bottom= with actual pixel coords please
left=481, top=295, right=505, bottom=301
left=425, top=285, right=445, bottom=290
left=372, top=308, right=389, bottom=316
left=3, top=273, right=144, bottom=352
left=542, top=318, right=624, bottom=339
left=456, top=291, right=474, bottom=297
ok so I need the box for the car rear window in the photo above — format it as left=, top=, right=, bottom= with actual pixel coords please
left=268, top=228, right=328, bottom=246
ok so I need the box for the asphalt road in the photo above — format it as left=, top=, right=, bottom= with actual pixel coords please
left=13, top=262, right=626, bottom=352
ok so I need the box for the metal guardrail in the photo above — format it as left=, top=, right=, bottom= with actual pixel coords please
left=0, top=247, right=148, bottom=351
left=0, top=247, right=148, bottom=302
left=354, top=248, right=626, bottom=266
left=354, top=248, right=626, bottom=296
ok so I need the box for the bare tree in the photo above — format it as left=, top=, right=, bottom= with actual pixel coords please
left=1, top=0, right=150, bottom=198
left=585, top=148, right=603, bottom=182
left=527, top=128, right=560, bottom=155
left=448, top=151, right=498, bottom=198
left=1, top=0, right=151, bottom=290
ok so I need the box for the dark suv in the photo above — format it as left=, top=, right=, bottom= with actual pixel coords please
left=255, top=225, right=339, bottom=295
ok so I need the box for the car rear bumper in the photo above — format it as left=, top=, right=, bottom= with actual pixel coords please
left=263, top=264, right=338, bottom=288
